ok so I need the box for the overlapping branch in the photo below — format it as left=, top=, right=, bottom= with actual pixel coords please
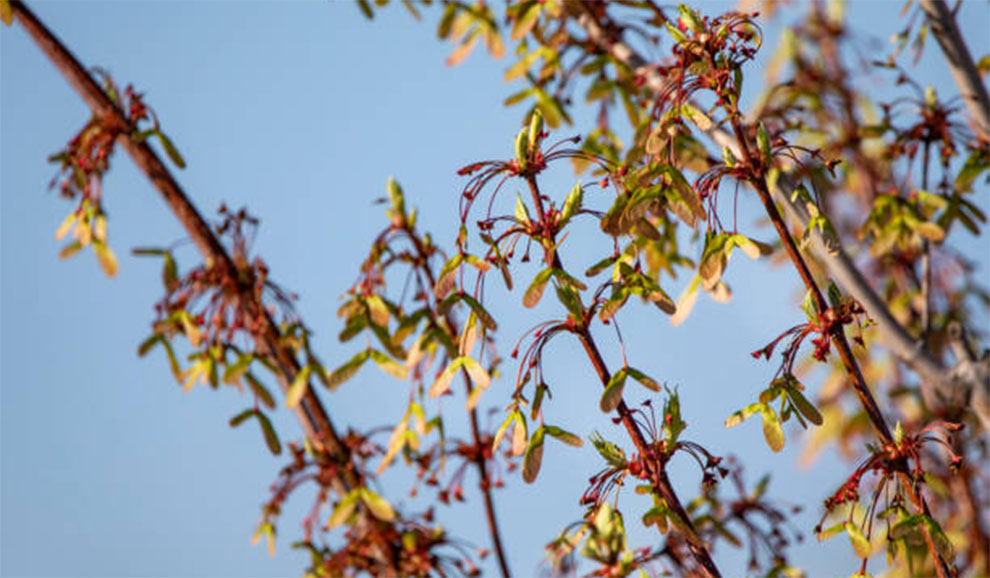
left=919, top=0, right=990, bottom=141
left=565, top=3, right=988, bottom=421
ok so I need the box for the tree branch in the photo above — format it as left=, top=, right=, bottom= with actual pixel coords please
left=524, top=175, right=722, bottom=578
left=919, top=0, right=990, bottom=142
left=9, top=2, right=401, bottom=570
left=566, top=4, right=983, bottom=418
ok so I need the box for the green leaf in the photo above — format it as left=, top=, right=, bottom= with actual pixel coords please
left=523, top=268, right=553, bottom=308
left=586, top=255, right=617, bottom=277
left=360, top=488, right=396, bottom=521
left=93, top=242, right=118, bottom=277
left=600, top=368, right=627, bottom=412
left=155, top=130, right=186, bottom=169
left=429, top=357, right=464, bottom=398
left=137, top=334, right=161, bottom=357
left=559, top=182, right=583, bottom=226
left=459, top=356, right=491, bottom=389
left=245, top=372, right=276, bottom=410
left=590, top=431, right=627, bottom=468
left=229, top=408, right=255, bottom=428
left=515, top=192, right=532, bottom=226
left=325, top=349, right=370, bottom=390
left=434, top=254, right=463, bottom=299
left=761, top=406, right=785, bottom=452
left=757, top=122, right=771, bottom=163
left=459, top=293, right=497, bottom=330
left=223, top=353, right=253, bottom=384
left=328, top=491, right=359, bottom=528
left=725, top=402, right=763, bottom=428
left=369, top=349, right=408, bottom=380
left=510, top=1, right=540, bottom=41
left=356, top=0, right=374, bottom=19
left=522, top=427, right=545, bottom=483
left=785, top=382, right=823, bottom=426
left=845, top=522, right=872, bottom=559
left=286, top=364, right=311, bottom=409
left=255, top=411, right=282, bottom=455
left=625, top=367, right=661, bottom=392
left=544, top=425, right=583, bottom=447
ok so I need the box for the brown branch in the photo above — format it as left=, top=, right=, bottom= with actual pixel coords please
left=919, top=0, right=990, bottom=142
left=9, top=1, right=400, bottom=571
left=524, top=176, right=722, bottom=578
left=726, top=120, right=953, bottom=578
left=567, top=5, right=955, bottom=574
left=565, top=3, right=982, bottom=420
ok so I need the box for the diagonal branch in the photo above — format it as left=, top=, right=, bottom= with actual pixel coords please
left=566, top=5, right=976, bottom=415
left=919, top=0, right=990, bottom=142
left=9, top=2, right=402, bottom=570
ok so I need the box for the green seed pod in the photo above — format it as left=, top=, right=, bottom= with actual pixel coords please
left=722, top=146, right=736, bottom=168
left=387, top=176, right=405, bottom=219
left=514, top=126, right=530, bottom=170
left=528, top=109, right=544, bottom=152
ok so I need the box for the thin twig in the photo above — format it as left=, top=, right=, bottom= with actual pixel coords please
left=404, top=231, right=512, bottom=578
left=524, top=175, right=722, bottom=578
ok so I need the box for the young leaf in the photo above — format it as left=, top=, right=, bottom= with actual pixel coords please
left=845, top=522, right=872, bottom=559
left=724, top=402, right=763, bottom=428
left=544, top=425, right=583, bottom=447
left=429, top=357, right=464, bottom=398
left=600, top=368, right=627, bottom=412
left=559, top=182, right=583, bottom=226
left=155, top=130, right=186, bottom=169
left=522, top=427, right=545, bottom=483
left=459, top=356, right=491, bottom=389
left=434, top=254, right=463, bottom=299
left=511, top=411, right=528, bottom=456
left=590, top=432, right=627, bottom=468
left=326, top=349, right=370, bottom=390
left=761, top=406, right=785, bottom=452
left=285, top=364, right=312, bottom=409
left=255, top=411, right=282, bottom=455
left=229, top=408, right=255, bottom=428
left=369, top=349, right=408, bottom=380
left=360, top=488, right=396, bottom=522
left=459, top=293, right=497, bottom=330
left=785, top=382, right=823, bottom=426
left=625, top=367, right=661, bottom=392
left=328, top=491, right=360, bottom=528
left=523, top=268, right=553, bottom=308
left=93, top=242, right=118, bottom=277
left=515, top=192, right=532, bottom=226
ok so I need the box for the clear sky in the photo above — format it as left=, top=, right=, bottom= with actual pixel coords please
left=2, top=1, right=988, bottom=577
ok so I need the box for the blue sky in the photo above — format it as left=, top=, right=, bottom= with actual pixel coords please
left=2, top=1, right=988, bottom=577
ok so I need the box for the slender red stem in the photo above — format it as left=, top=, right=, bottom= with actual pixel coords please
left=525, top=175, right=722, bottom=578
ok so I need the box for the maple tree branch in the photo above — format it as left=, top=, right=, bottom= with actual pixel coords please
left=524, top=176, right=722, bottom=578
left=567, top=4, right=965, bottom=412
left=918, top=0, right=990, bottom=142
left=8, top=3, right=406, bottom=570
